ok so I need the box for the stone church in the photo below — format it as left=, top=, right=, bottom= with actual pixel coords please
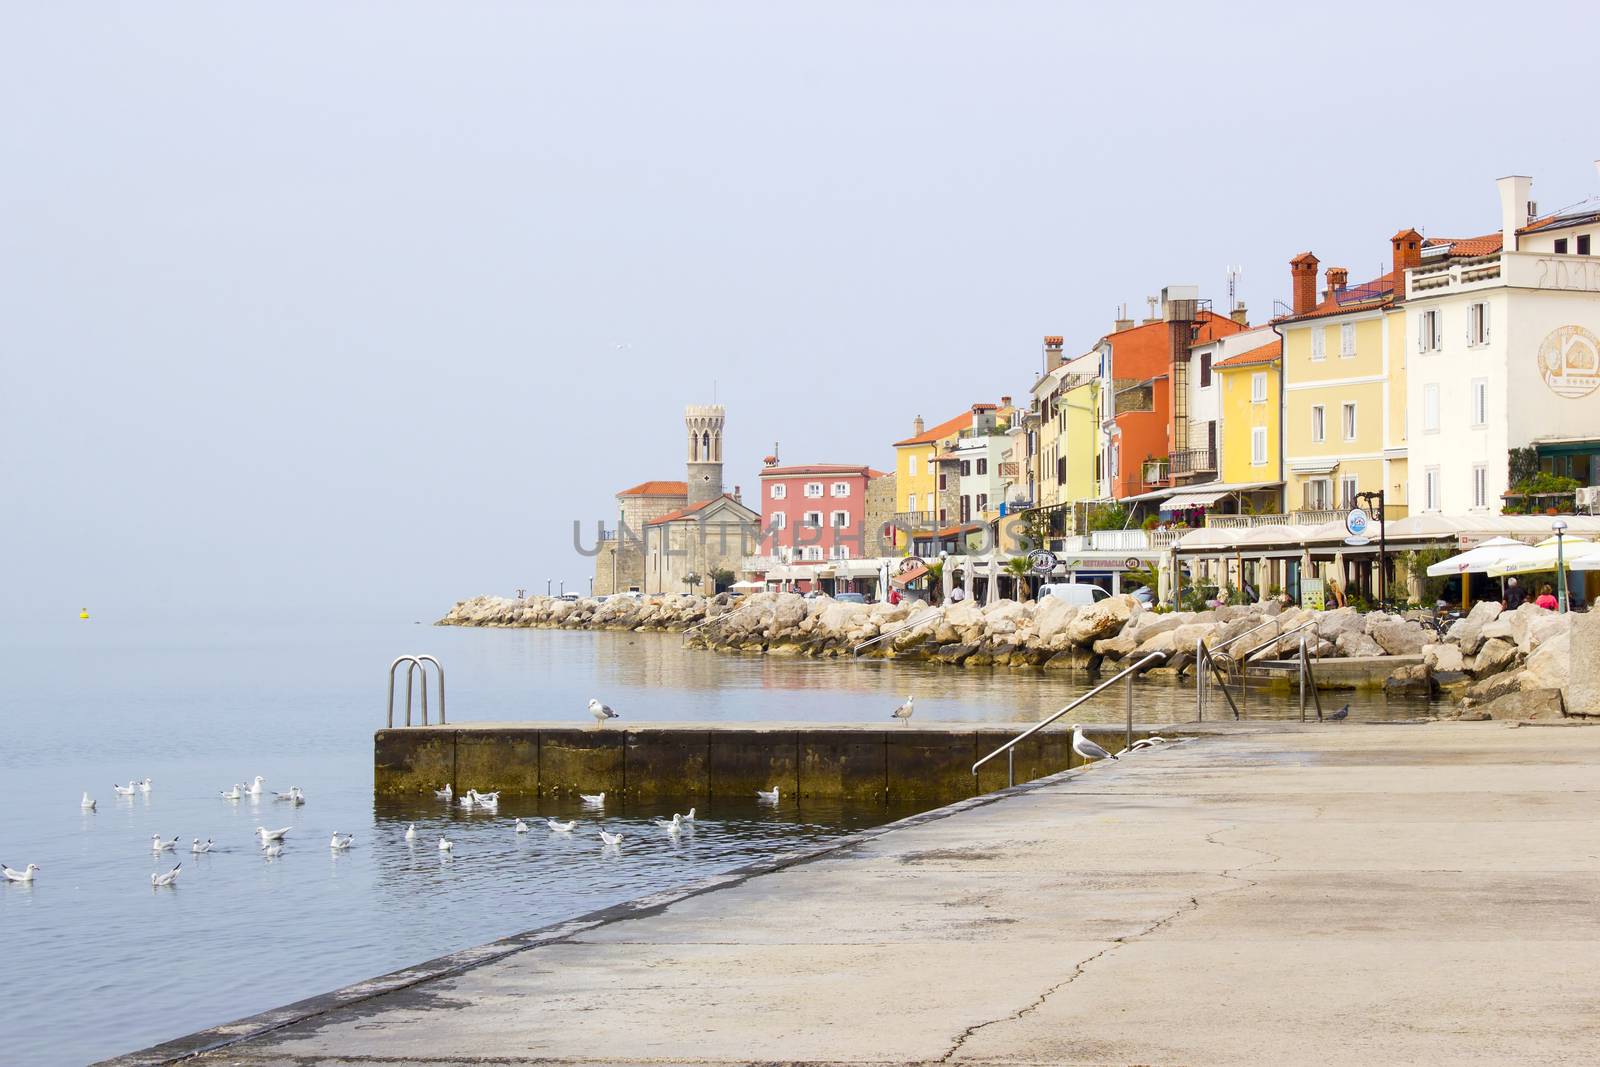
left=592, top=405, right=760, bottom=596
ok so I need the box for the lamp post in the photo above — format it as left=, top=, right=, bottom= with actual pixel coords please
left=546, top=579, right=551, bottom=596
left=1355, top=489, right=1387, bottom=609
left=1553, top=519, right=1569, bottom=613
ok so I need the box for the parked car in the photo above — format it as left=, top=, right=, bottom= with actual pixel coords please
left=834, top=592, right=868, bottom=604
left=1038, top=582, right=1111, bottom=605
left=1128, top=585, right=1155, bottom=606
left=557, top=593, right=581, bottom=602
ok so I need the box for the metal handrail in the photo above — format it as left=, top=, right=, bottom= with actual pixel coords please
left=853, top=608, right=943, bottom=655
left=1297, top=634, right=1323, bottom=723
left=1236, top=618, right=1318, bottom=663
left=972, top=650, right=1168, bottom=785
left=1194, top=639, right=1242, bottom=722
left=681, top=610, right=737, bottom=640
left=387, top=655, right=445, bottom=727
left=1209, top=617, right=1280, bottom=655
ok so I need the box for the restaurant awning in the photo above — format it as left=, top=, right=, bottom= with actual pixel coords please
left=891, top=563, right=929, bottom=586
left=1163, top=490, right=1228, bottom=510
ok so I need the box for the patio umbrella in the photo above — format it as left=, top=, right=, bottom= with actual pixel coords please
left=1487, top=536, right=1600, bottom=577
left=986, top=552, right=1000, bottom=606
left=941, top=555, right=954, bottom=603
left=1425, top=536, right=1533, bottom=577
left=877, top=559, right=891, bottom=603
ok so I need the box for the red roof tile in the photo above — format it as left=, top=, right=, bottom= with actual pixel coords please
left=617, top=480, right=687, bottom=497
left=893, top=406, right=993, bottom=447
left=1424, top=232, right=1503, bottom=257
left=759, top=464, right=878, bottom=477
left=1215, top=338, right=1282, bottom=368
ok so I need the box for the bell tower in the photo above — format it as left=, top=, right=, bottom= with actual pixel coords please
left=685, top=404, right=725, bottom=505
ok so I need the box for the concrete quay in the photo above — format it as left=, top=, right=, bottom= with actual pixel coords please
left=115, top=719, right=1600, bottom=1066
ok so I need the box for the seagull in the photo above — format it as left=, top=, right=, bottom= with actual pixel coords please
left=653, top=814, right=682, bottom=834
left=458, top=792, right=476, bottom=810
left=1071, top=726, right=1117, bottom=763
left=330, top=832, right=354, bottom=850
left=256, top=826, right=291, bottom=846
left=891, top=694, right=915, bottom=726
left=2, top=864, right=39, bottom=883
left=579, top=792, right=605, bottom=806
left=756, top=787, right=780, bottom=803
left=112, top=781, right=138, bottom=796
left=1319, top=703, right=1350, bottom=723
left=244, top=776, right=265, bottom=797
left=151, top=834, right=179, bottom=852
left=138, top=777, right=153, bottom=794
left=588, top=698, right=620, bottom=727
left=434, top=784, right=453, bottom=800
left=273, top=787, right=305, bottom=805
left=263, top=844, right=283, bottom=859
left=599, top=829, right=623, bottom=847
left=469, top=790, right=498, bottom=810
left=547, top=819, right=576, bottom=833
left=438, top=835, right=453, bottom=852
left=191, top=838, right=213, bottom=854
left=219, top=784, right=243, bottom=800
left=681, top=808, right=696, bottom=824
left=514, top=819, right=529, bottom=834
left=404, top=823, right=417, bottom=841
left=151, top=863, right=181, bottom=888
left=81, top=792, right=96, bottom=811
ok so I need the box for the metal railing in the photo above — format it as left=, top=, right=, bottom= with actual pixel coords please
left=1236, top=618, right=1319, bottom=663
left=1170, top=448, right=1217, bottom=476
left=1197, top=618, right=1318, bottom=722
left=1194, top=639, right=1242, bottom=721
left=681, top=609, right=738, bottom=641
left=1296, top=632, right=1323, bottom=723
left=852, top=608, right=943, bottom=655
left=972, top=651, right=1168, bottom=787
left=387, top=655, right=445, bottom=727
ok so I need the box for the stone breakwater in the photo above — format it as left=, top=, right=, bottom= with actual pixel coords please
left=439, top=592, right=1582, bottom=719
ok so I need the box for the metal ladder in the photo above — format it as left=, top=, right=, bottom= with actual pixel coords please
left=852, top=608, right=943, bottom=656
left=387, top=655, right=445, bottom=727
left=1196, top=619, right=1322, bottom=722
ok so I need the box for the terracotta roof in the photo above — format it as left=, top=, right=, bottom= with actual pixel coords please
left=893, top=406, right=992, bottom=447
left=617, top=480, right=687, bottom=497
left=1423, top=232, right=1503, bottom=257
left=1215, top=339, right=1282, bottom=368
left=1519, top=206, right=1600, bottom=234
left=645, top=493, right=755, bottom=526
left=1275, top=271, right=1398, bottom=322
left=759, top=464, right=877, bottom=477
left=867, top=468, right=890, bottom=479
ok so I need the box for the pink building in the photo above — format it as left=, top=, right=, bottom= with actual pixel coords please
left=758, top=464, right=887, bottom=582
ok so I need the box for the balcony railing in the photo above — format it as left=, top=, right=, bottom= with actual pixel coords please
left=1204, top=509, right=1344, bottom=529
left=1170, top=448, right=1216, bottom=476
left=1141, top=460, right=1170, bottom=489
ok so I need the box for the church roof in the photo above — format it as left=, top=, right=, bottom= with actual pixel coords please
left=646, top=494, right=760, bottom=526
left=617, top=480, right=688, bottom=498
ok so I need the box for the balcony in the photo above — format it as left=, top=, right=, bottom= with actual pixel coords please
left=1086, top=528, right=1183, bottom=552
left=1141, top=459, right=1170, bottom=490
left=1204, top=509, right=1344, bottom=530
left=1170, top=448, right=1216, bottom=477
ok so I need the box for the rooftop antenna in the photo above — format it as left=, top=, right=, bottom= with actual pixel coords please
left=1145, top=295, right=1159, bottom=320
left=1225, top=265, right=1242, bottom=311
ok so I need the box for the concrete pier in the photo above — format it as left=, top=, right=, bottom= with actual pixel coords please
left=117, top=720, right=1600, bottom=1065
left=376, top=721, right=1166, bottom=804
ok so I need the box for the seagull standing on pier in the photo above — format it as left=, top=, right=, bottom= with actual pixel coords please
left=891, top=694, right=915, bottom=726
left=2, top=863, right=39, bottom=883
left=81, top=792, right=96, bottom=811
left=588, top=699, right=620, bottom=727
left=1071, top=726, right=1117, bottom=764
left=151, top=864, right=181, bottom=888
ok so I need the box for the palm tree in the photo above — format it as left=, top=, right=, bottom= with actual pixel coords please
left=923, top=558, right=945, bottom=604
left=1005, top=556, right=1035, bottom=601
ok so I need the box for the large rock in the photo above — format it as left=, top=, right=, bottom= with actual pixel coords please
left=1335, top=631, right=1385, bottom=658
left=1172, top=622, right=1220, bottom=652
left=1064, top=596, right=1136, bottom=646
left=1370, top=619, right=1429, bottom=656
left=1362, top=611, right=1399, bottom=636
left=1523, top=613, right=1569, bottom=654
left=1315, top=607, right=1366, bottom=641
left=1570, top=612, right=1600, bottom=716
left=1422, top=642, right=1464, bottom=673
left=1470, top=637, right=1518, bottom=678
left=1383, top=664, right=1431, bottom=696
left=1135, top=629, right=1179, bottom=657
left=1481, top=687, right=1566, bottom=721
left=1125, top=610, right=1193, bottom=644
left=1454, top=599, right=1503, bottom=654
left=1466, top=668, right=1525, bottom=704
left=1092, top=633, right=1138, bottom=660
left=1033, top=596, right=1080, bottom=645
left=1520, top=631, right=1570, bottom=694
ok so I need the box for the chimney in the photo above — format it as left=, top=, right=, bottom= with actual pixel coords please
left=1000, top=395, right=1012, bottom=409
left=1114, top=304, right=1135, bottom=332
left=1391, top=229, right=1423, bottom=299
left=1230, top=303, right=1249, bottom=325
left=1042, top=335, right=1064, bottom=372
left=913, top=415, right=925, bottom=437
left=1324, top=266, right=1349, bottom=299
left=1497, top=175, right=1533, bottom=254
left=1290, top=252, right=1319, bottom=315
left=733, top=485, right=741, bottom=501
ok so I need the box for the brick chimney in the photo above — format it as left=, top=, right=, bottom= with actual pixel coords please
left=1230, top=303, right=1249, bottom=325
left=1114, top=306, right=1136, bottom=332
left=1290, top=252, right=1319, bottom=315
left=913, top=415, right=925, bottom=437
left=1391, top=229, right=1422, bottom=299
left=1325, top=266, right=1349, bottom=299
left=1000, top=395, right=1012, bottom=409
left=1042, top=335, right=1064, bottom=372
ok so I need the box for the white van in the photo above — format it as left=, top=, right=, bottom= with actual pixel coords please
left=1038, top=583, right=1111, bottom=606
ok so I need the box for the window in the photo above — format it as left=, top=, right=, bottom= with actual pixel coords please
left=906, top=493, right=916, bottom=512
left=1555, top=238, right=1569, bottom=254
left=1311, top=328, right=1325, bottom=360
left=959, top=460, right=971, bottom=477
left=1340, top=475, right=1358, bottom=508
left=1311, top=404, right=1326, bottom=443
left=803, top=511, right=822, bottom=527
left=976, top=458, right=988, bottom=475
left=770, top=483, right=786, bottom=500
left=938, top=472, right=947, bottom=490
left=1471, top=378, right=1488, bottom=427
left=1472, top=464, right=1488, bottom=509
left=1251, top=371, right=1267, bottom=403
left=771, top=512, right=786, bottom=530
left=908, top=455, right=918, bottom=477
left=1056, top=456, right=1066, bottom=485
left=803, top=546, right=823, bottom=561
left=829, top=545, right=851, bottom=560
left=976, top=493, right=988, bottom=512
left=1251, top=426, right=1267, bottom=466
left=804, top=482, right=823, bottom=498
left=830, top=481, right=850, bottom=498
left=831, top=510, right=849, bottom=528
left=1339, top=322, right=1356, bottom=357
left=938, top=508, right=946, bottom=522
left=1342, top=402, right=1357, bottom=441
left=1423, top=383, right=1440, bottom=432
left=924, top=493, right=934, bottom=513
left=1425, top=466, right=1440, bottom=511
left=1199, top=351, right=1212, bottom=387
left=1305, top=478, right=1332, bottom=510
left=1419, top=309, right=1442, bottom=352
left=1580, top=235, right=1593, bottom=256
left=1468, top=301, right=1490, bottom=346
left=959, top=495, right=971, bottom=521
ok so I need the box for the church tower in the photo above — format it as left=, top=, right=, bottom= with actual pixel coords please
left=685, top=404, right=725, bottom=505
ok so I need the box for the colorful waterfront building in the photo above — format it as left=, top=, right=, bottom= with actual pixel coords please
left=891, top=403, right=1000, bottom=547
left=1213, top=335, right=1284, bottom=498
left=756, top=462, right=889, bottom=565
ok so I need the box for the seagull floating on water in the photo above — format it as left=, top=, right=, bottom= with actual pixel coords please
left=891, top=694, right=915, bottom=726
left=681, top=808, right=696, bottom=824
left=579, top=792, right=605, bottom=806
left=438, top=836, right=453, bottom=852
left=434, top=784, right=453, bottom=800
left=458, top=792, right=476, bottom=810
left=756, top=787, right=780, bottom=803
left=244, top=776, right=265, bottom=797
left=1071, top=726, right=1117, bottom=764
left=274, top=787, right=305, bottom=805
left=81, top=792, right=96, bottom=811
left=220, top=784, right=243, bottom=800
left=112, top=781, right=138, bottom=797
left=588, top=698, right=620, bottom=727
left=138, top=777, right=153, bottom=794
left=191, top=838, right=213, bottom=854
left=468, top=790, right=498, bottom=810
left=653, top=814, right=682, bottom=835
left=514, top=819, right=529, bottom=833
left=257, top=826, right=291, bottom=846
left=547, top=819, right=576, bottom=833
left=404, top=823, right=417, bottom=841
left=599, top=829, right=623, bottom=847
left=151, top=834, right=179, bottom=852
left=1319, top=703, right=1350, bottom=723
left=151, top=863, right=181, bottom=888
left=2, top=864, right=39, bottom=883
left=330, top=832, right=354, bottom=850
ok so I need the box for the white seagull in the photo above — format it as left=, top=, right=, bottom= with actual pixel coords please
left=599, top=829, right=623, bottom=847
left=219, top=784, right=243, bottom=800
left=81, top=792, right=96, bottom=811
left=151, top=834, right=179, bottom=852
left=1072, top=725, right=1117, bottom=764
left=653, top=814, right=682, bottom=835
left=191, top=838, right=213, bottom=854
left=457, top=792, right=476, bottom=810
left=138, top=777, right=153, bottom=794
left=468, top=790, right=498, bottom=810
left=263, top=844, right=283, bottom=859
left=579, top=792, right=605, bottom=807
left=891, top=694, right=915, bottom=726
left=404, top=823, right=417, bottom=841
left=256, top=826, right=291, bottom=846
left=2, top=864, right=39, bottom=883
left=588, top=698, right=620, bottom=727
left=547, top=819, right=576, bottom=833
left=438, top=835, right=453, bottom=852
left=434, top=784, right=453, bottom=800
left=273, top=787, right=306, bottom=805
left=330, top=832, right=354, bottom=851
left=513, top=819, right=529, bottom=834
left=112, top=781, right=138, bottom=797
left=151, top=863, right=181, bottom=888
left=244, top=776, right=265, bottom=797
left=756, top=787, right=780, bottom=804
left=681, top=808, right=696, bottom=824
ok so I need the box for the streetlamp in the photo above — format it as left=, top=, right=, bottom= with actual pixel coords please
left=546, top=579, right=552, bottom=596
left=559, top=580, right=565, bottom=596
left=1553, top=519, right=1569, bottom=613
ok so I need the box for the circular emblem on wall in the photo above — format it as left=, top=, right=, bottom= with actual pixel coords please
left=1125, top=556, right=1141, bottom=571
left=1538, top=324, right=1600, bottom=399
left=898, top=555, right=925, bottom=574
left=1027, top=549, right=1058, bottom=576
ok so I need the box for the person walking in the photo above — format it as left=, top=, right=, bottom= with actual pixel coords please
left=1535, top=583, right=1559, bottom=611
left=1504, top=576, right=1525, bottom=610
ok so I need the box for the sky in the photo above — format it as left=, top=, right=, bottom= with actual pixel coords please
left=4, top=1, right=1596, bottom=622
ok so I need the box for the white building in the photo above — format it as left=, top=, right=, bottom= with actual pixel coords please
left=1404, top=172, right=1600, bottom=515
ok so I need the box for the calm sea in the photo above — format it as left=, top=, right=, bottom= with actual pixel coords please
left=0, top=618, right=1438, bottom=1064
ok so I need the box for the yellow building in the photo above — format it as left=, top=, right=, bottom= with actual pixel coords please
left=1278, top=235, right=1414, bottom=517
left=891, top=403, right=999, bottom=548
left=1215, top=338, right=1282, bottom=489
left=1028, top=343, right=1102, bottom=529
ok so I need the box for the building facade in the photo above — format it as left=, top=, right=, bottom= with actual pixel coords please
left=757, top=463, right=888, bottom=562
left=1214, top=337, right=1284, bottom=501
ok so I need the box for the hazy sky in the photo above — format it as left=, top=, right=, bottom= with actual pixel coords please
left=5, top=2, right=1595, bottom=621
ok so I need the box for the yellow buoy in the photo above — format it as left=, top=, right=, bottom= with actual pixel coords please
left=79, top=608, right=90, bottom=620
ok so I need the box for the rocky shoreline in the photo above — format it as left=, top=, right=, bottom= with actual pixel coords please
left=441, top=592, right=1582, bottom=720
